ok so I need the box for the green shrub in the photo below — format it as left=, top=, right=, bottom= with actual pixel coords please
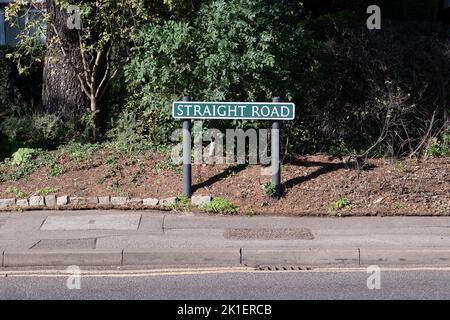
left=122, top=0, right=306, bottom=146
left=1, top=113, right=68, bottom=150
left=11, top=148, right=37, bottom=166
left=427, top=132, right=450, bottom=158
left=200, top=197, right=238, bottom=215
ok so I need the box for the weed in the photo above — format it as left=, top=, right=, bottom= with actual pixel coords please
left=162, top=195, right=190, bottom=211
left=394, top=202, right=403, bottom=209
left=97, top=176, right=106, bottom=185
left=49, top=164, right=65, bottom=177
left=131, top=164, right=145, bottom=185
left=242, top=205, right=255, bottom=216
left=329, top=194, right=352, bottom=212
left=152, top=159, right=182, bottom=175
left=36, top=187, right=59, bottom=196
left=108, top=180, right=123, bottom=193
left=262, top=182, right=277, bottom=197
left=200, top=197, right=239, bottom=215
left=63, top=143, right=101, bottom=162
left=5, top=186, right=28, bottom=198
left=395, top=160, right=407, bottom=172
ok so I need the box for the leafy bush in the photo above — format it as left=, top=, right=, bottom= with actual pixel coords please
left=200, top=197, right=238, bottom=215
left=0, top=148, right=40, bottom=182
left=122, top=0, right=307, bottom=146
left=0, top=45, right=43, bottom=158
left=11, top=148, right=37, bottom=166
left=294, top=16, right=450, bottom=157
left=427, top=132, right=450, bottom=158
left=1, top=113, right=68, bottom=150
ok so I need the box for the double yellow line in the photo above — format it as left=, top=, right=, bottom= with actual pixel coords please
left=1, top=266, right=450, bottom=278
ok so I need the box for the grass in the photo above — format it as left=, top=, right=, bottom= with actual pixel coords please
left=35, top=187, right=60, bottom=196
left=200, top=197, right=238, bottom=215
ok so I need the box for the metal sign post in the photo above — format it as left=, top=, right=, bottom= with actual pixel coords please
left=271, top=97, right=281, bottom=196
left=173, top=99, right=295, bottom=198
left=182, top=96, right=192, bottom=197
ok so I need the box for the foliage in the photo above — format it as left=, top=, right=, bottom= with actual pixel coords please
left=0, top=148, right=44, bottom=181
left=200, top=197, right=238, bottom=215
left=62, top=143, right=101, bottom=162
left=161, top=195, right=191, bottom=211
left=35, top=187, right=60, bottom=196
left=106, top=112, right=153, bottom=154
left=427, top=132, right=450, bottom=158
left=123, top=0, right=307, bottom=146
left=329, top=194, right=352, bottom=212
left=0, top=46, right=43, bottom=159
left=292, top=15, right=450, bottom=157
left=11, top=148, right=37, bottom=166
left=5, top=186, right=28, bottom=199
left=262, top=182, right=277, bottom=198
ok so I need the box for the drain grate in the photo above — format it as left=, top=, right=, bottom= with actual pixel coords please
left=257, top=265, right=312, bottom=271
left=224, top=228, right=314, bottom=240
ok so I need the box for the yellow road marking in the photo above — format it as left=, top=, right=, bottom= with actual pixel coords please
left=1, top=266, right=450, bottom=278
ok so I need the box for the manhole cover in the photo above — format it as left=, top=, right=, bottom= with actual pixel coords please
left=30, top=238, right=96, bottom=250
left=223, top=228, right=314, bottom=240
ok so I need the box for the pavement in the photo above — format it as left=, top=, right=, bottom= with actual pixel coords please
left=1, top=210, right=450, bottom=268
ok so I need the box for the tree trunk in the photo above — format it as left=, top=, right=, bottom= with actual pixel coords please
left=41, top=0, right=88, bottom=124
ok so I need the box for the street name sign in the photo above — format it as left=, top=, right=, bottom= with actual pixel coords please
left=172, top=101, right=295, bottom=120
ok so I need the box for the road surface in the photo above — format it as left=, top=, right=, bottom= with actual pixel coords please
left=1, top=267, right=450, bottom=300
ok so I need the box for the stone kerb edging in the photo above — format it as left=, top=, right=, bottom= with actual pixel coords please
left=0, top=195, right=212, bottom=211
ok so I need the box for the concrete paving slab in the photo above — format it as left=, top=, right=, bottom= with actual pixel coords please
left=40, top=214, right=142, bottom=231
left=164, top=215, right=450, bottom=230
left=241, top=248, right=360, bottom=267
left=123, top=249, right=240, bottom=267
left=3, top=250, right=122, bottom=267
left=0, top=213, right=48, bottom=234
left=360, top=249, right=450, bottom=266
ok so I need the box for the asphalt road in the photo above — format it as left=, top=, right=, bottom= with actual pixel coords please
left=1, top=268, right=450, bottom=300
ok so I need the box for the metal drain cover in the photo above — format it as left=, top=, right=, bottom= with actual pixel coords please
left=31, top=238, right=96, bottom=250
left=257, top=265, right=311, bottom=271
left=223, top=228, right=314, bottom=240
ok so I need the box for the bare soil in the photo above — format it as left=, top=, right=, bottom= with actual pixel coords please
left=0, top=149, right=449, bottom=216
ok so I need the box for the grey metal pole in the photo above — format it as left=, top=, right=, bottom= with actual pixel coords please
left=182, top=96, right=192, bottom=197
left=272, top=97, right=281, bottom=196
